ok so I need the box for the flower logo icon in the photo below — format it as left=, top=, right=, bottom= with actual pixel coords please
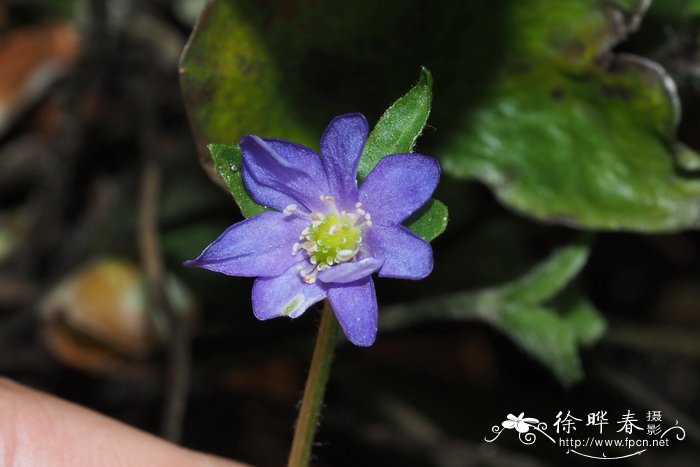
left=502, top=413, right=540, bottom=433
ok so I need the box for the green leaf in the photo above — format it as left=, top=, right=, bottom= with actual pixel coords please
left=498, top=304, right=582, bottom=384
left=495, top=294, right=606, bottom=383
left=380, top=241, right=604, bottom=385
left=181, top=0, right=700, bottom=231
left=208, top=143, right=267, bottom=218
left=358, top=67, right=446, bottom=242
left=500, top=238, right=592, bottom=304
left=404, top=199, right=448, bottom=242
left=358, top=66, right=433, bottom=180
left=440, top=1, right=700, bottom=231
left=559, top=294, right=608, bottom=346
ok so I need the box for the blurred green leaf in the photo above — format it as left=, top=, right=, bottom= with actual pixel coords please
left=181, top=0, right=700, bottom=231
left=498, top=304, right=581, bottom=383
left=441, top=0, right=700, bottom=231
left=500, top=238, right=591, bottom=304
left=404, top=199, right=448, bottom=242
left=444, top=52, right=700, bottom=231
left=208, top=143, right=267, bottom=218
left=380, top=242, right=604, bottom=385
left=359, top=66, right=433, bottom=180
left=561, top=295, right=607, bottom=346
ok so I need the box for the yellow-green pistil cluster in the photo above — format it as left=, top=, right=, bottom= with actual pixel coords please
left=285, top=195, right=372, bottom=283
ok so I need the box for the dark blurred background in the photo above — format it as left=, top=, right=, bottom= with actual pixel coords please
left=0, top=0, right=699, bottom=466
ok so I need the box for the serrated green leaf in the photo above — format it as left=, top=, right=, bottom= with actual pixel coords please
left=404, top=199, right=448, bottom=242
left=208, top=143, right=267, bottom=218
left=359, top=67, right=433, bottom=180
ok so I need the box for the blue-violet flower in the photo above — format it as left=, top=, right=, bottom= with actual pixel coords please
left=185, top=114, right=440, bottom=346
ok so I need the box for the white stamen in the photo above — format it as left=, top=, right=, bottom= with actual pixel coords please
left=300, top=264, right=320, bottom=283
left=301, top=240, right=317, bottom=252
left=283, top=204, right=298, bottom=215
left=336, top=249, right=355, bottom=261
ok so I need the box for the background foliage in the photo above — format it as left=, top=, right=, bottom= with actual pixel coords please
left=1, top=0, right=699, bottom=465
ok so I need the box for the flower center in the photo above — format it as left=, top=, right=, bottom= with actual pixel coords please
left=285, top=195, right=372, bottom=283
left=304, top=212, right=363, bottom=265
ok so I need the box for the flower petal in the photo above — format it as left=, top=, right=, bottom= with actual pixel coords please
left=316, top=257, right=383, bottom=284
left=241, top=135, right=328, bottom=212
left=252, top=263, right=326, bottom=319
left=241, top=138, right=329, bottom=212
left=327, top=277, right=377, bottom=346
left=502, top=421, right=517, bottom=429
left=184, top=212, right=305, bottom=277
left=320, top=113, right=368, bottom=210
left=359, top=153, right=440, bottom=224
left=365, top=225, right=433, bottom=279
left=515, top=422, right=530, bottom=433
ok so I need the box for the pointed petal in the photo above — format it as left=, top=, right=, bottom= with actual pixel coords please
left=327, top=277, right=377, bottom=346
left=320, top=114, right=368, bottom=209
left=252, top=263, right=326, bottom=319
left=359, top=153, right=440, bottom=224
left=241, top=138, right=328, bottom=212
left=507, top=414, right=519, bottom=421
left=184, top=212, right=305, bottom=277
left=365, top=225, right=433, bottom=279
left=317, top=257, right=383, bottom=284
left=241, top=135, right=328, bottom=212
left=523, top=417, right=539, bottom=425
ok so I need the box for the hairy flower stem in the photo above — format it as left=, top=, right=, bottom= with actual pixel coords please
left=288, top=300, right=340, bottom=467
